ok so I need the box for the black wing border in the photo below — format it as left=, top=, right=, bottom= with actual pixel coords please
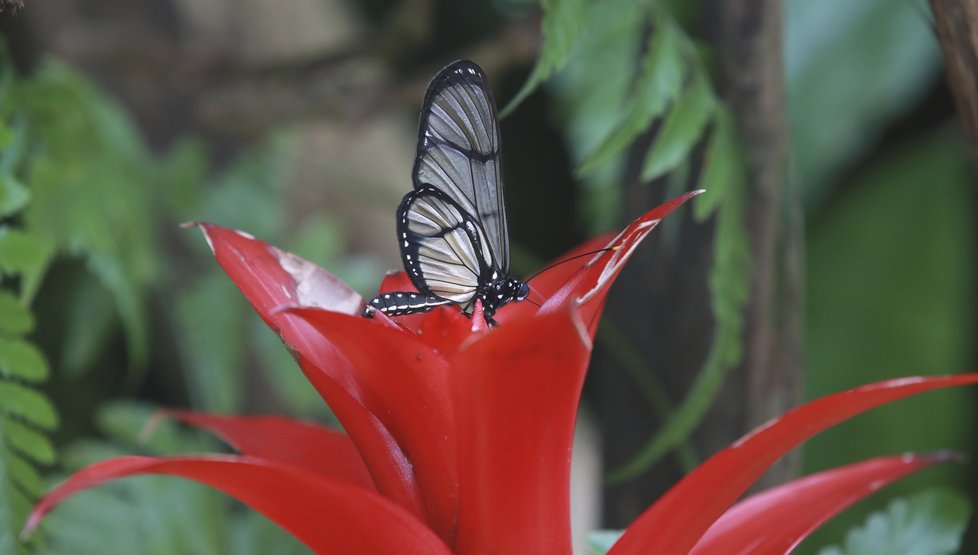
left=410, top=59, right=502, bottom=190
left=396, top=185, right=494, bottom=300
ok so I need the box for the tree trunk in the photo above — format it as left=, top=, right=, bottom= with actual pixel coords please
left=930, top=0, right=978, bottom=165
left=704, top=0, right=803, bottom=488
left=596, top=0, right=802, bottom=525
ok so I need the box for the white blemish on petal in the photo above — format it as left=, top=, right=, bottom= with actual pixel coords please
left=275, top=250, right=362, bottom=314
left=234, top=229, right=256, bottom=240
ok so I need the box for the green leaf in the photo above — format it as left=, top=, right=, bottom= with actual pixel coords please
left=86, top=253, right=149, bottom=383
left=0, top=175, right=28, bottom=217
left=174, top=273, right=246, bottom=413
left=58, top=271, right=118, bottom=379
left=0, top=228, right=54, bottom=302
left=501, top=0, right=588, bottom=116
left=229, top=510, right=313, bottom=555
left=641, top=72, right=717, bottom=181
left=0, top=120, right=13, bottom=150
left=3, top=418, right=55, bottom=464
left=0, top=337, right=49, bottom=381
left=817, top=489, right=970, bottom=555
left=692, top=108, right=741, bottom=221
left=7, top=451, right=42, bottom=496
left=94, top=402, right=189, bottom=455
left=586, top=530, right=623, bottom=555
left=579, top=15, right=685, bottom=174
left=548, top=0, right=646, bottom=231
left=0, top=381, right=58, bottom=429
left=0, top=291, right=32, bottom=334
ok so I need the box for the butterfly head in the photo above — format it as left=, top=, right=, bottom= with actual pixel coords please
left=511, top=279, right=530, bottom=302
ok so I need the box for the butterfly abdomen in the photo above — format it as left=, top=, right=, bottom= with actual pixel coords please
left=363, top=291, right=450, bottom=317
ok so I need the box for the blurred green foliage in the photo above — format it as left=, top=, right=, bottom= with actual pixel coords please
left=817, top=489, right=970, bottom=555
left=786, top=0, right=943, bottom=207
left=0, top=36, right=365, bottom=552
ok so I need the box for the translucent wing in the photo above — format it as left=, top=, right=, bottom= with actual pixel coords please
left=412, top=60, right=509, bottom=272
left=398, top=186, right=493, bottom=311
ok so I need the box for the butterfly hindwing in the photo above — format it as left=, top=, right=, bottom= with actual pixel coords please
left=412, top=60, right=509, bottom=273
left=398, top=185, right=493, bottom=309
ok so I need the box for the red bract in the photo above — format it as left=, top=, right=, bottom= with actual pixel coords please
left=26, top=191, right=978, bottom=555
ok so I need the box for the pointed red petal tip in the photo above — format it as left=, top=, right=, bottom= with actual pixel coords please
left=536, top=190, right=703, bottom=329
left=24, top=455, right=451, bottom=554
left=160, top=410, right=376, bottom=490
left=609, top=372, right=978, bottom=555
left=689, top=452, right=952, bottom=554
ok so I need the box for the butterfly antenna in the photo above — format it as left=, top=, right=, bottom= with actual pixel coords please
left=525, top=247, right=616, bottom=284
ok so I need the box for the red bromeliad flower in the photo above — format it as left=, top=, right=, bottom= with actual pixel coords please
left=25, top=191, right=978, bottom=554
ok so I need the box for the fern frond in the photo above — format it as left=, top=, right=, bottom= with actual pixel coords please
left=528, top=0, right=753, bottom=479
left=0, top=46, right=59, bottom=554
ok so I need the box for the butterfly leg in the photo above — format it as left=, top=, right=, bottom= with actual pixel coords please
left=362, top=291, right=450, bottom=318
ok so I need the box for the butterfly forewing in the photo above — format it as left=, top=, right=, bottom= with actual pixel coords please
left=398, top=186, right=492, bottom=307
left=412, top=60, right=509, bottom=272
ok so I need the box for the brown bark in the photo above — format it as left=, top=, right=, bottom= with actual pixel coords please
left=706, top=0, right=803, bottom=487
left=597, top=0, right=802, bottom=525
left=930, top=0, right=978, bottom=165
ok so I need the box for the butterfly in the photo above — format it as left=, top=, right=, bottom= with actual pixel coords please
left=364, top=60, right=528, bottom=327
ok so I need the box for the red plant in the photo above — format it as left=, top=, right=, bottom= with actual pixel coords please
left=25, top=191, right=978, bottom=554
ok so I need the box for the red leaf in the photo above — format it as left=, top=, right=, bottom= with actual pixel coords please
left=192, top=223, right=363, bottom=319
left=194, top=223, right=366, bottom=399
left=286, top=307, right=458, bottom=542
left=609, top=374, right=978, bottom=555
left=159, top=411, right=375, bottom=490
left=378, top=271, right=418, bottom=295
left=295, top=354, right=426, bottom=520
left=194, top=223, right=425, bottom=518
left=25, top=455, right=451, bottom=555
left=690, top=453, right=954, bottom=554
left=417, top=306, right=474, bottom=353
left=450, top=306, right=592, bottom=555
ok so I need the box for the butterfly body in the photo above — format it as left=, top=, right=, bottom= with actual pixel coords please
left=364, top=60, right=527, bottom=326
